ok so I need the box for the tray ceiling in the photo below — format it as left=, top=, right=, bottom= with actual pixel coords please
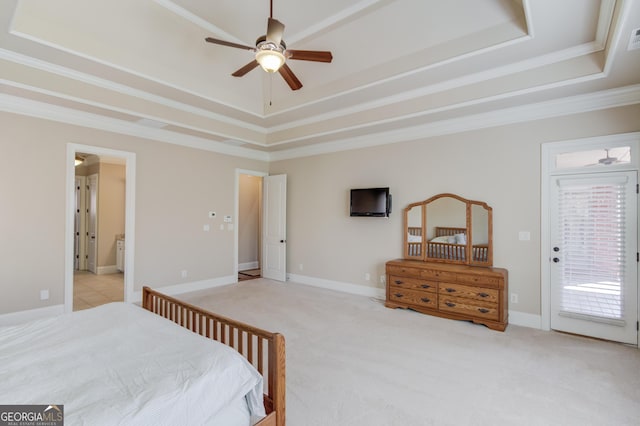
left=1, top=0, right=639, bottom=160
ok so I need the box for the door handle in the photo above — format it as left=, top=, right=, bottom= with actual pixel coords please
left=553, top=247, right=560, bottom=252
left=280, top=239, right=286, bottom=243
left=552, top=257, right=560, bottom=263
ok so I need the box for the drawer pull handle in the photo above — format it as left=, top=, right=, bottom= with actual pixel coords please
left=445, top=288, right=456, bottom=293
left=478, top=292, right=490, bottom=298
left=445, top=302, right=456, bottom=307
left=394, top=280, right=403, bottom=285
left=420, top=297, right=431, bottom=303
left=421, top=284, right=431, bottom=289
left=478, top=308, right=490, bottom=314
left=394, top=293, right=404, bottom=298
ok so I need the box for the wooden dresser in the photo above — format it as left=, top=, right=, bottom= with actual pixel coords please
left=385, top=259, right=508, bottom=331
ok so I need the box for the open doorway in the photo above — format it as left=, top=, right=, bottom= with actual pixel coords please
left=65, top=144, right=136, bottom=313
left=73, top=153, right=125, bottom=310
left=236, top=170, right=267, bottom=281
left=237, top=172, right=263, bottom=281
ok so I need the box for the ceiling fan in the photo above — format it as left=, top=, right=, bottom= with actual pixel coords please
left=204, top=0, right=333, bottom=91
left=598, top=149, right=618, bottom=165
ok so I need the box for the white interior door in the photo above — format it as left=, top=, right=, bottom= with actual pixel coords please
left=74, top=177, right=82, bottom=270
left=550, top=171, right=638, bottom=344
left=262, top=174, right=287, bottom=281
left=87, top=174, right=98, bottom=274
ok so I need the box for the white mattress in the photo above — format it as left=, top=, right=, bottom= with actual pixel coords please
left=0, top=302, right=266, bottom=425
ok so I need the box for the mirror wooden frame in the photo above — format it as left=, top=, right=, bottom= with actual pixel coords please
left=403, top=193, right=493, bottom=266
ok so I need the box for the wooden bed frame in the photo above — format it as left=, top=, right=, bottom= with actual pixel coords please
left=407, top=226, right=488, bottom=262
left=142, top=287, right=286, bottom=426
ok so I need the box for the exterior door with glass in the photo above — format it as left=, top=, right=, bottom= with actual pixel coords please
left=550, top=171, right=638, bottom=344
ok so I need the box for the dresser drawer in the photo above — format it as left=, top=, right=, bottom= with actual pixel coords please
left=388, top=276, right=437, bottom=292
left=389, top=288, right=437, bottom=309
left=438, top=283, right=498, bottom=303
left=387, top=265, right=422, bottom=278
left=439, top=297, right=499, bottom=321
left=419, top=269, right=455, bottom=281
left=456, top=273, right=502, bottom=288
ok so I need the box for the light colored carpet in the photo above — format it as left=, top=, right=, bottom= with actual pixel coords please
left=180, top=279, right=640, bottom=426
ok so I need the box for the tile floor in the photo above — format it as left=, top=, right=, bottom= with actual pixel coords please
left=73, top=271, right=124, bottom=311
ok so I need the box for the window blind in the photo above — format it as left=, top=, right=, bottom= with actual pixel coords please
left=556, top=176, right=627, bottom=321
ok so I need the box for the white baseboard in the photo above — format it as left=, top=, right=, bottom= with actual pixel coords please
left=0, top=304, right=64, bottom=326
left=508, top=311, right=542, bottom=329
left=288, top=273, right=542, bottom=330
left=132, top=275, right=237, bottom=302
left=287, top=273, right=385, bottom=299
left=238, top=261, right=259, bottom=271
left=97, top=265, right=119, bottom=275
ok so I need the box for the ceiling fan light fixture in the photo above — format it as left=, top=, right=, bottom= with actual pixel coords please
left=256, top=49, right=285, bottom=73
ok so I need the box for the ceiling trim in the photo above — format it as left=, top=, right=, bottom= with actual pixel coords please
left=0, top=93, right=270, bottom=161
left=0, top=46, right=267, bottom=136
left=1, top=84, right=637, bottom=164
left=153, top=0, right=246, bottom=45
left=267, top=84, right=640, bottom=161
left=7, top=29, right=267, bottom=121
left=284, top=0, right=388, bottom=45
left=2, top=0, right=617, bottom=143
left=266, top=42, right=604, bottom=138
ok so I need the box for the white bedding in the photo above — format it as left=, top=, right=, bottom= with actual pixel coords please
left=0, top=302, right=265, bottom=425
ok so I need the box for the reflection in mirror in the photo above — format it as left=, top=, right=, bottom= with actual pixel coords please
left=406, top=205, right=423, bottom=258
left=426, top=197, right=467, bottom=262
left=471, top=204, right=490, bottom=264
left=403, top=193, right=493, bottom=266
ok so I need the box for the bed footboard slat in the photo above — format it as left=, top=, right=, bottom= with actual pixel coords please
left=142, top=286, right=286, bottom=426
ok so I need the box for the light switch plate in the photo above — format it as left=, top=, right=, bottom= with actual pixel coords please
left=518, top=231, right=531, bottom=241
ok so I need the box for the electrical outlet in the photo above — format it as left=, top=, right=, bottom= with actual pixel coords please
left=299, top=264, right=303, bottom=271
left=365, top=273, right=370, bottom=281
left=181, top=270, right=188, bottom=279
left=511, top=293, right=519, bottom=304
left=380, top=275, right=386, bottom=285
left=40, top=289, right=49, bottom=300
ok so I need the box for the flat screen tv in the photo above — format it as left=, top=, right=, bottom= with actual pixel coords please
left=350, top=187, right=391, bottom=217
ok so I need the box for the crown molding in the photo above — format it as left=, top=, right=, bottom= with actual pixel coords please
left=153, top=0, right=246, bottom=45
left=267, top=84, right=640, bottom=161
left=1, top=84, right=638, bottom=164
left=0, top=93, right=270, bottom=162
left=0, top=45, right=267, bottom=129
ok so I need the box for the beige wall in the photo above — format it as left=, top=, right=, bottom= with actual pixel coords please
left=0, top=111, right=268, bottom=314
left=2, top=104, right=639, bottom=318
left=270, top=104, right=640, bottom=317
left=238, top=174, right=261, bottom=266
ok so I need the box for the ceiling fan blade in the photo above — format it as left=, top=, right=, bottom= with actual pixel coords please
left=266, top=18, right=285, bottom=46
left=232, top=60, right=260, bottom=77
left=205, top=37, right=256, bottom=51
left=278, top=63, right=302, bottom=90
left=286, top=50, right=333, bottom=63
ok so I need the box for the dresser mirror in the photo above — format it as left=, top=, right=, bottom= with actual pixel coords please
left=403, top=193, right=493, bottom=266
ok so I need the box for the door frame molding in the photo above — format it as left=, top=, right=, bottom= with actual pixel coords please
left=234, top=169, right=268, bottom=281
left=541, top=132, right=640, bottom=339
left=65, top=143, right=136, bottom=313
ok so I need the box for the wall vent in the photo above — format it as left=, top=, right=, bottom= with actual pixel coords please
left=628, top=27, right=640, bottom=51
